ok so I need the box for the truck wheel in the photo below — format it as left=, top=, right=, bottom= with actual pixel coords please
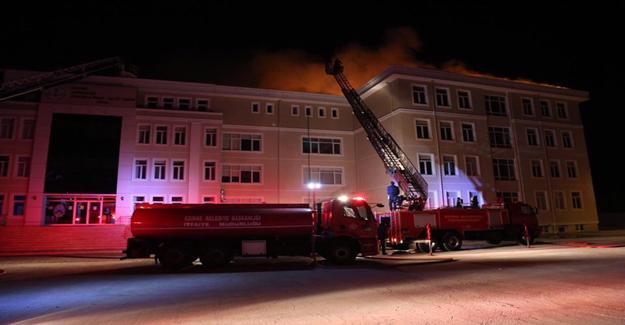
left=441, top=232, right=463, bottom=251
left=200, top=248, right=231, bottom=267
left=158, top=245, right=194, bottom=269
left=329, top=242, right=357, bottom=264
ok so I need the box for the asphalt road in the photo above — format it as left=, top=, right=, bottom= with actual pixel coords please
left=1, top=242, right=625, bottom=324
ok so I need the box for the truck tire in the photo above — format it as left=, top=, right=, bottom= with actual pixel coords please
left=486, top=232, right=503, bottom=245
left=441, top=232, right=463, bottom=251
left=158, top=244, right=195, bottom=269
left=200, top=248, right=232, bottom=267
left=328, top=241, right=357, bottom=264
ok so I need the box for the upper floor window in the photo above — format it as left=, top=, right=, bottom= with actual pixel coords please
left=145, top=96, right=159, bottom=108
left=435, top=88, right=450, bottom=107
left=0, top=118, right=15, bottom=139
left=12, top=195, right=26, bottom=216
left=496, top=191, right=519, bottom=204
left=16, top=156, right=30, bottom=177
left=415, top=120, right=431, bottom=139
left=291, top=105, right=300, bottom=116
left=412, top=85, right=428, bottom=105
left=153, top=160, right=166, bottom=180
left=155, top=126, right=168, bottom=145
left=21, top=119, right=35, bottom=139
left=0, top=155, right=9, bottom=177
left=172, top=160, right=185, bottom=180
left=556, top=102, right=569, bottom=119
left=522, top=98, right=534, bottom=116
left=457, top=90, right=472, bottom=109
left=204, top=128, right=217, bottom=147
left=173, top=126, right=186, bottom=146
left=465, top=156, right=480, bottom=176
left=488, top=127, right=512, bottom=148
left=540, top=100, right=551, bottom=117
left=544, top=130, right=557, bottom=147
left=303, top=137, right=341, bottom=155
left=162, top=97, right=175, bottom=109
left=443, top=155, right=457, bottom=176
left=223, top=133, right=262, bottom=152
left=418, top=154, right=434, bottom=175
left=137, top=125, right=151, bottom=144
left=555, top=191, right=565, bottom=210
left=493, top=159, right=516, bottom=180
left=134, top=159, right=147, bottom=180
left=526, top=128, right=539, bottom=146
left=304, top=167, right=343, bottom=185
left=265, top=103, right=274, bottom=115
left=251, top=102, right=260, bottom=113
left=550, top=161, right=561, bottom=178
left=531, top=160, right=543, bottom=178
left=439, top=121, right=454, bottom=141
left=331, top=107, right=339, bottom=119
left=562, top=131, right=574, bottom=148
left=535, top=192, right=548, bottom=210
left=571, top=192, right=583, bottom=209
left=196, top=99, right=210, bottom=111
left=318, top=107, right=326, bottom=118
left=178, top=98, right=191, bottom=110
left=305, top=106, right=313, bottom=117
left=222, top=165, right=262, bottom=184
left=204, top=161, right=216, bottom=181
left=461, top=123, right=475, bottom=142
left=485, top=95, right=507, bottom=116
left=566, top=161, right=578, bottom=178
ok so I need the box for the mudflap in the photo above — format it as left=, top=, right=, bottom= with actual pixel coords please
left=359, top=237, right=379, bottom=256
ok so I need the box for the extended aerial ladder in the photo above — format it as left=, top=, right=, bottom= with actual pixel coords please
left=326, top=58, right=428, bottom=210
left=0, top=57, right=125, bottom=103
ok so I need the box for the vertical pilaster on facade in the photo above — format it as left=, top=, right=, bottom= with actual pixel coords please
left=187, top=121, right=202, bottom=204
left=115, top=111, right=137, bottom=223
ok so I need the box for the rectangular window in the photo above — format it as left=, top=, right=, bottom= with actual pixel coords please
left=465, top=156, right=479, bottom=176
left=134, top=159, right=147, bottom=180
left=439, top=121, right=454, bottom=141
left=171, top=196, right=184, bottom=204
left=16, top=156, right=30, bottom=177
left=13, top=195, right=26, bottom=216
left=556, top=102, right=568, bottom=119
left=162, top=97, right=175, bottom=109
left=443, top=155, right=456, bottom=176
left=203, top=196, right=216, bottom=203
left=496, top=192, right=519, bottom=204
left=145, top=96, right=159, bottom=108
left=331, top=107, right=339, bottom=119
left=222, top=165, right=262, bottom=184
left=555, top=191, right=565, bottom=210
left=531, top=160, right=543, bottom=178
left=493, top=159, right=516, bottom=180
left=196, top=99, right=210, bottom=111
left=522, top=98, right=534, bottom=116
left=172, top=160, right=185, bottom=180
left=137, top=125, right=151, bottom=144
left=575, top=224, right=585, bottom=232
left=412, top=85, right=428, bottom=105
left=173, top=126, right=186, bottom=145
left=0, top=194, right=4, bottom=215
left=303, top=137, right=342, bottom=155
left=535, top=192, right=548, bottom=210
left=316, top=107, right=325, bottom=118
left=415, top=120, right=431, bottom=139
left=550, top=161, right=561, bottom=178
left=540, top=100, right=551, bottom=117
left=304, top=167, right=343, bottom=185
left=526, top=128, right=539, bottom=146
left=0, top=155, right=9, bottom=177
left=461, top=123, right=475, bottom=142
left=152, top=196, right=165, bottom=203
left=571, top=192, right=582, bottom=209
left=435, top=88, right=450, bottom=107
left=251, top=102, right=260, bottom=113
left=291, top=105, right=300, bottom=116
left=566, top=161, right=578, bottom=178
left=21, top=119, right=35, bottom=139
left=0, top=118, right=15, bottom=139
left=204, top=128, right=217, bottom=147
left=223, top=133, right=262, bottom=152
left=305, top=106, right=313, bottom=117
left=457, top=90, right=472, bottom=109
left=485, top=95, right=507, bottom=116
left=418, top=154, right=434, bottom=175
left=133, top=196, right=146, bottom=204
left=204, top=161, right=216, bottom=181
left=155, top=126, right=168, bottom=145
left=153, top=160, right=166, bottom=180
left=488, top=127, right=512, bottom=148
left=545, top=130, right=556, bottom=147
left=562, top=131, right=573, bottom=148
left=178, top=98, right=191, bottom=110
left=266, top=103, right=274, bottom=115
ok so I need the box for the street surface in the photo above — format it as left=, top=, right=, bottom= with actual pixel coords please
left=1, top=240, right=625, bottom=324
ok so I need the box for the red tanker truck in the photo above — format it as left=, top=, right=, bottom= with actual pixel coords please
left=377, top=202, right=540, bottom=252
left=123, top=197, right=380, bottom=268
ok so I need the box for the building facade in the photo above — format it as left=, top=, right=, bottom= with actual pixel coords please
left=0, top=65, right=597, bottom=236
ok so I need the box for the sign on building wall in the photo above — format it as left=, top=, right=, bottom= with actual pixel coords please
left=42, top=83, right=136, bottom=107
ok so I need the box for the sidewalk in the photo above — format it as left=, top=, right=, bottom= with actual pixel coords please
left=538, top=229, right=625, bottom=247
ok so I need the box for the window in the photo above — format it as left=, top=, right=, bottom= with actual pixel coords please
left=304, top=167, right=343, bottom=185
left=526, top=128, right=539, bottom=146
left=550, top=161, right=561, bottom=178
left=571, top=192, right=582, bottom=209
left=133, top=196, right=146, bottom=204
left=555, top=192, right=565, bottom=210
left=203, top=196, right=216, bottom=203
left=134, top=159, right=147, bottom=180
left=153, top=160, right=166, bottom=180
left=171, top=196, right=184, bottom=204
left=0, top=194, right=4, bottom=215
left=439, top=121, right=454, bottom=141
left=291, top=105, right=300, bottom=116
left=0, top=155, right=8, bottom=177
left=566, top=161, right=578, bottom=178
left=251, top=102, right=260, bottom=113
left=303, top=137, right=342, bottom=155
left=443, top=155, right=456, bottom=176
left=531, top=160, right=543, bottom=178
left=204, top=128, right=217, bottom=147
left=412, top=85, right=428, bottom=105
left=173, top=126, right=186, bottom=145
left=418, top=154, right=434, bottom=175
left=465, top=156, right=479, bottom=176
left=575, top=224, right=585, bottom=232
left=488, top=127, right=512, bottom=148
left=485, top=95, right=507, bottom=116
left=155, top=126, right=168, bottom=145
left=137, top=125, right=151, bottom=144
left=445, top=191, right=460, bottom=207
left=305, top=106, right=313, bottom=117
left=21, top=119, right=35, bottom=139
left=544, top=130, right=556, bottom=147
left=457, top=90, right=472, bottom=109
left=415, top=120, right=431, bottom=139
left=172, top=160, right=185, bottom=180
left=0, top=118, right=15, bottom=139
left=152, top=196, right=165, bottom=203
left=178, top=98, right=191, bottom=110
left=562, top=131, right=573, bottom=148
left=522, top=98, right=534, bottom=116
left=196, top=99, right=210, bottom=111
left=556, top=102, right=568, bottom=119
left=540, top=100, right=551, bottom=117
left=204, top=161, right=216, bottom=181
left=223, top=133, right=262, bottom=152
left=266, top=103, right=274, bottom=115
left=493, top=159, right=515, bottom=180
left=16, top=156, right=30, bottom=177
left=461, top=123, right=475, bottom=142
left=315, top=107, right=324, bottom=118
left=222, top=165, right=262, bottom=184
left=535, top=192, right=548, bottom=210
left=435, top=88, right=450, bottom=107
left=162, top=97, right=175, bottom=109
left=331, top=107, right=339, bottom=119
left=146, top=96, right=159, bottom=108
left=13, top=195, right=26, bottom=216
left=496, top=192, right=519, bottom=204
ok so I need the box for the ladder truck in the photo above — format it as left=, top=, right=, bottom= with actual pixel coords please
left=326, top=58, right=428, bottom=210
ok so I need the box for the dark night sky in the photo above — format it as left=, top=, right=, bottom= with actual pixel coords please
left=2, top=1, right=624, bottom=212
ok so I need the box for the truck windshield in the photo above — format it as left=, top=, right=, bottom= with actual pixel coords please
left=346, top=203, right=373, bottom=221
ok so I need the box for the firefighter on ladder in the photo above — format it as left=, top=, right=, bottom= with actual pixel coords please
left=387, top=181, right=400, bottom=211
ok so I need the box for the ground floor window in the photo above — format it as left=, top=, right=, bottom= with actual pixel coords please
left=44, top=194, right=116, bottom=224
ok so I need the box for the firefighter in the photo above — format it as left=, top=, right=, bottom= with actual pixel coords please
left=378, top=219, right=390, bottom=255
left=387, top=181, right=400, bottom=211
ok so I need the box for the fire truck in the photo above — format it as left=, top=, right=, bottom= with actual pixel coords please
left=123, top=197, right=380, bottom=268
